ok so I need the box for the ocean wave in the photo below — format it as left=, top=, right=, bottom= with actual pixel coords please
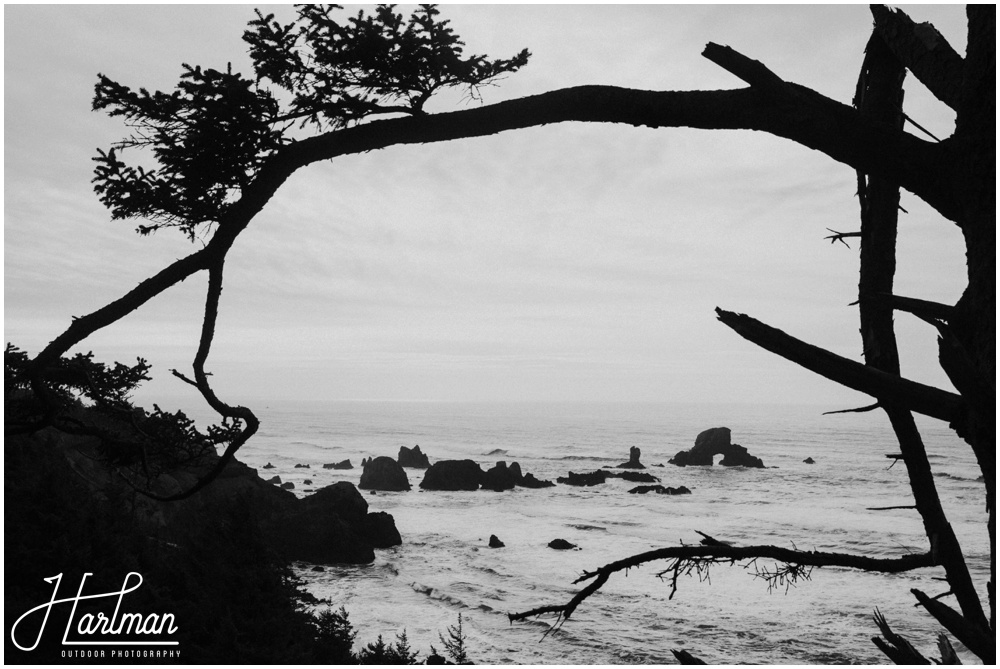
left=409, top=582, right=469, bottom=610
left=934, top=471, right=978, bottom=482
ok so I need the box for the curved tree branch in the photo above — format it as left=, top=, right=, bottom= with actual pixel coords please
left=144, top=258, right=260, bottom=502
left=27, top=40, right=959, bottom=393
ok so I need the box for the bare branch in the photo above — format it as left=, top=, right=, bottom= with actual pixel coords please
left=714, top=308, right=963, bottom=423
left=509, top=539, right=933, bottom=625
left=671, top=649, right=707, bottom=665
left=701, top=43, right=789, bottom=95
left=824, top=228, right=862, bottom=247
left=870, top=5, right=965, bottom=111
left=871, top=292, right=955, bottom=322
left=911, top=589, right=994, bottom=664
left=871, top=608, right=932, bottom=664
left=823, top=402, right=880, bottom=415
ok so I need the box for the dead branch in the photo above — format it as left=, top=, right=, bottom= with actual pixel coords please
left=695, top=530, right=731, bottom=547
left=911, top=589, right=994, bottom=663
left=672, top=649, right=707, bottom=665
left=509, top=538, right=933, bottom=625
left=825, top=228, right=862, bottom=247
left=871, top=292, right=955, bottom=322
left=870, top=5, right=965, bottom=110
left=823, top=402, right=880, bottom=415
left=714, top=308, right=963, bottom=423
left=871, top=608, right=932, bottom=664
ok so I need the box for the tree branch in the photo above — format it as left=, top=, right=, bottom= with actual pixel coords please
left=144, top=259, right=260, bottom=502
left=714, top=308, right=963, bottom=423
left=873, top=292, right=955, bottom=322
left=509, top=539, right=933, bottom=625
left=870, top=5, right=965, bottom=111
left=280, top=72, right=957, bottom=222
left=912, top=589, right=995, bottom=664
left=871, top=608, right=932, bottom=664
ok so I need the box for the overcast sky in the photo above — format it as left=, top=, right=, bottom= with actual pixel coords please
left=4, top=5, right=970, bottom=409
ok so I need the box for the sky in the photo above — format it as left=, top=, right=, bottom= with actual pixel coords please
left=4, top=5, right=971, bottom=409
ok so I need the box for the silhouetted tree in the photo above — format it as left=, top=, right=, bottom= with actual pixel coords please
left=13, top=4, right=993, bottom=661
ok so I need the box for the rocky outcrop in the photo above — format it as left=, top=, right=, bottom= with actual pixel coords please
left=616, top=446, right=645, bottom=469
left=263, top=462, right=275, bottom=469
left=548, top=539, right=577, bottom=550
left=323, top=459, right=353, bottom=470
left=628, top=484, right=691, bottom=495
left=266, top=481, right=401, bottom=563
left=363, top=511, right=404, bottom=548
left=669, top=427, right=765, bottom=468
left=804, top=457, right=816, bottom=464
left=481, top=461, right=521, bottom=491
left=489, top=534, right=505, bottom=548
left=295, top=463, right=311, bottom=469
left=397, top=445, right=431, bottom=469
left=419, top=459, right=484, bottom=491
left=616, top=471, right=659, bottom=483
left=519, top=472, right=556, bottom=489
left=557, top=469, right=659, bottom=486
left=359, top=456, right=411, bottom=492
left=42, top=427, right=400, bottom=565
left=557, top=470, right=612, bottom=486
left=482, top=461, right=556, bottom=490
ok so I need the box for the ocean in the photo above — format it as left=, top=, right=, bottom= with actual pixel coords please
left=209, top=400, right=988, bottom=664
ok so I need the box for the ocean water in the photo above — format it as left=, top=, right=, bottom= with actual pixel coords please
left=211, top=400, right=988, bottom=664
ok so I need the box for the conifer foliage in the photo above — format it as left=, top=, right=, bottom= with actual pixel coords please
left=91, top=4, right=530, bottom=239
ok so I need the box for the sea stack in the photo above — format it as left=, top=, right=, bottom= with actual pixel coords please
left=359, top=456, right=411, bottom=491
left=617, top=446, right=645, bottom=469
left=669, top=427, right=765, bottom=468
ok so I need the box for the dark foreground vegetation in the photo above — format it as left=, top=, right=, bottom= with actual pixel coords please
left=4, top=352, right=468, bottom=665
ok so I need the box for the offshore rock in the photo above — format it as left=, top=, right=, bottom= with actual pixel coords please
left=323, top=459, right=353, bottom=470
left=397, top=445, right=431, bottom=469
left=557, top=469, right=658, bottom=486
left=616, top=471, right=659, bottom=483
left=363, top=511, right=403, bottom=548
left=803, top=457, right=816, bottom=464
left=489, top=534, right=505, bottom=548
left=519, top=472, right=556, bottom=488
left=628, top=484, right=692, bottom=495
left=419, top=459, right=485, bottom=491
left=669, top=427, right=765, bottom=468
left=548, top=539, right=577, bottom=550
left=557, top=470, right=612, bottom=486
left=616, top=445, right=645, bottom=469
left=481, top=461, right=520, bottom=491
left=359, top=456, right=411, bottom=492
